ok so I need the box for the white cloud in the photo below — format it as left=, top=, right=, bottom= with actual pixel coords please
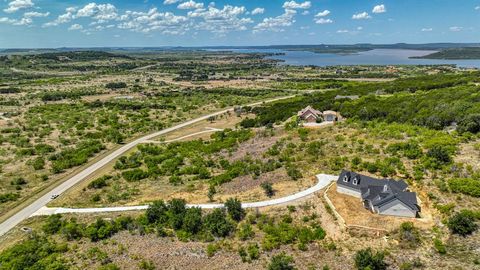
left=352, top=12, right=371, bottom=20
left=24, top=11, right=49, bottom=18
left=164, top=0, right=181, bottom=4
left=118, top=8, right=189, bottom=34
left=449, top=26, right=462, bottom=32
left=77, top=3, right=118, bottom=21
left=0, top=16, right=32, bottom=25
left=421, top=28, right=432, bottom=32
left=337, top=29, right=349, bottom=33
left=315, top=10, right=330, bottom=17
left=475, top=6, right=480, bottom=10
left=254, top=8, right=296, bottom=32
left=43, top=8, right=75, bottom=27
left=188, top=5, right=252, bottom=34
left=177, top=0, right=204, bottom=10
left=68, top=23, right=83, bottom=30
left=357, top=26, right=363, bottom=30
left=372, top=4, right=386, bottom=14
left=4, top=0, right=34, bottom=13
left=282, top=1, right=311, bottom=10
left=251, top=7, right=264, bottom=15
left=315, top=18, right=332, bottom=24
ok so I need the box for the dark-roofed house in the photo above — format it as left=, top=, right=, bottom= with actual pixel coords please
left=337, top=170, right=420, bottom=218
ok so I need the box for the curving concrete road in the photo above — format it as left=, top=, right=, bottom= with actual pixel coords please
left=33, top=174, right=337, bottom=216
left=0, top=95, right=294, bottom=237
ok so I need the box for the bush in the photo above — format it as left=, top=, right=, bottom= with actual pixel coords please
left=448, top=178, right=480, bottom=197
left=0, top=235, right=68, bottom=270
left=433, top=238, right=446, bottom=254
left=105, top=82, right=127, bottom=89
left=261, top=182, right=275, bottom=197
left=0, top=192, right=20, bottom=203
left=447, top=210, right=478, bottom=236
left=87, top=175, right=111, bottom=189
left=354, top=248, right=387, bottom=270
left=43, top=214, right=63, bottom=235
left=268, top=252, right=296, bottom=270
left=237, top=223, right=254, bottom=240
left=183, top=207, right=203, bottom=234
left=203, top=208, right=234, bottom=237
left=225, top=198, right=245, bottom=222
left=121, top=169, right=149, bottom=182
left=206, top=243, right=219, bottom=257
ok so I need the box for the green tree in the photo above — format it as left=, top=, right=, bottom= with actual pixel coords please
left=447, top=210, right=478, bottom=236
left=203, top=208, right=234, bottom=237
left=183, top=207, right=203, bottom=234
left=225, top=198, right=245, bottom=222
left=146, top=200, right=168, bottom=224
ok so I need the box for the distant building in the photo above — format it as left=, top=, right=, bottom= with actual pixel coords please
left=336, top=170, right=419, bottom=218
left=297, top=106, right=340, bottom=123
left=322, top=110, right=338, bottom=122
left=334, top=95, right=359, bottom=100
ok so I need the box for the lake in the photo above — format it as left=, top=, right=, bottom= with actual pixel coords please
left=215, top=48, right=480, bottom=68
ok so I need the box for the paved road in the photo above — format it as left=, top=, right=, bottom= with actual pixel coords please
left=33, top=174, right=337, bottom=216
left=0, top=95, right=294, bottom=237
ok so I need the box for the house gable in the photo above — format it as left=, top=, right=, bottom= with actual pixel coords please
left=376, top=199, right=417, bottom=218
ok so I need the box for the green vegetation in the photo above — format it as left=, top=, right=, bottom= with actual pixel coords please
left=414, top=47, right=480, bottom=59
left=354, top=248, right=387, bottom=270
left=447, top=210, right=479, bottom=236
left=267, top=252, right=296, bottom=270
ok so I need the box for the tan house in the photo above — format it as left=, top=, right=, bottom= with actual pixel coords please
left=297, top=106, right=340, bottom=123
left=297, top=106, right=322, bottom=123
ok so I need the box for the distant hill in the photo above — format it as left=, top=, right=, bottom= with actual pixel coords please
left=411, top=47, right=480, bottom=60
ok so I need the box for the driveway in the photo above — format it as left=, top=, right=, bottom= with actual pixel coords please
left=33, top=174, right=338, bottom=216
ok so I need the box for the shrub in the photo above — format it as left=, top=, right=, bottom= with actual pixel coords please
left=139, top=260, right=156, bottom=270
left=433, top=238, right=446, bottom=254
left=121, top=169, right=149, bottom=182
left=0, top=192, right=19, bottom=203
left=354, top=248, right=387, bottom=270
left=448, top=178, right=480, bottom=197
left=183, top=207, right=203, bottom=234
left=261, top=182, right=275, bottom=197
left=105, top=82, right=127, bottom=89
left=286, top=165, right=302, bottom=180
left=146, top=200, right=168, bottom=224
left=247, top=243, right=260, bottom=260
left=203, top=208, right=234, bottom=237
left=399, top=222, right=420, bottom=247
left=206, top=243, right=218, bottom=257
left=0, top=235, right=67, bottom=270
left=43, top=214, right=63, bottom=235
left=447, top=210, right=478, bottom=236
left=87, top=175, right=111, bottom=189
left=268, top=252, right=296, bottom=270
left=237, top=223, right=254, bottom=240
left=225, top=198, right=245, bottom=222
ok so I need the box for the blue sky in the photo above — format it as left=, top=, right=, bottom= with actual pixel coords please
left=0, top=0, right=479, bottom=48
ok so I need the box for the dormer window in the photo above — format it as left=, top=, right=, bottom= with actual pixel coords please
left=353, top=176, right=359, bottom=185
left=383, top=185, right=389, bottom=192
left=343, top=175, right=349, bottom=182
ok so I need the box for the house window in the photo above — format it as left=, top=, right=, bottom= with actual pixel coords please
left=343, top=175, right=349, bottom=182
left=353, top=177, right=359, bottom=185
left=383, top=185, right=388, bottom=192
